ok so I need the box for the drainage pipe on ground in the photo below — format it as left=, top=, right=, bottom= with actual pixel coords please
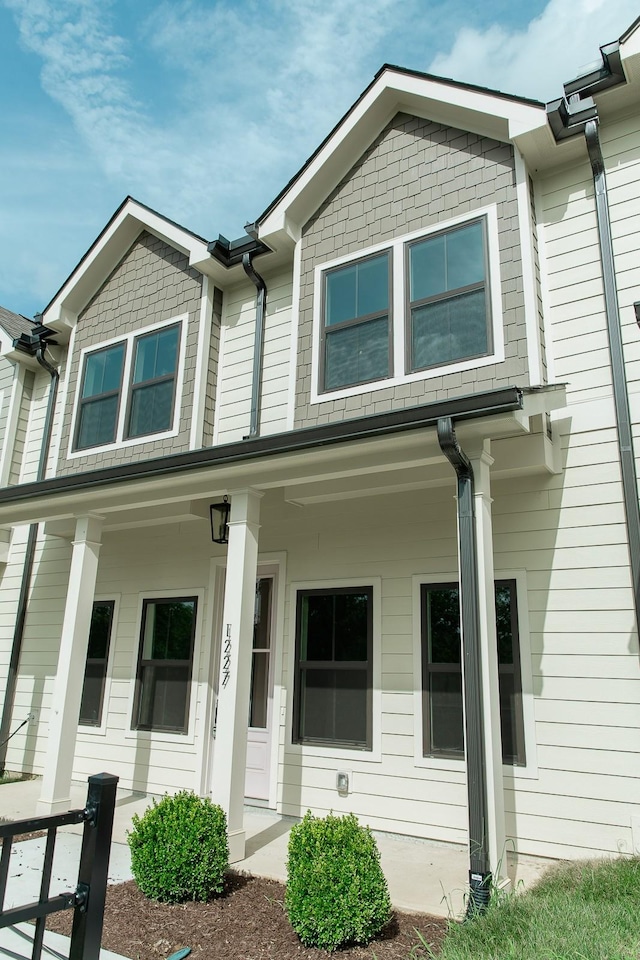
left=0, top=336, right=59, bottom=774
left=437, top=416, right=491, bottom=916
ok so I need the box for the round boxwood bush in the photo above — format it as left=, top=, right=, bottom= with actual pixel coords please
left=285, top=811, right=392, bottom=951
left=127, top=790, right=229, bottom=902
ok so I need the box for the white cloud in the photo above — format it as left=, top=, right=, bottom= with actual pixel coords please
left=428, top=0, right=639, bottom=101
left=1, top=0, right=638, bottom=315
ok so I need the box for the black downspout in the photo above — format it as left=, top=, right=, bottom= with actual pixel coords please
left=242, top=252, right=268, bottom=439
left=437, top=416, right=491, bottom=916
left=0, top=344, right=59, bottom=774
left=585, top=119, right=640, bottom=640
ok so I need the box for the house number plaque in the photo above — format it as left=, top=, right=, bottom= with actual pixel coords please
left=222, top=623, right=232, bottom=687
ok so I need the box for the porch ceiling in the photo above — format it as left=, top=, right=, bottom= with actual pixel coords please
left=0, top=385, right=565, bottom=531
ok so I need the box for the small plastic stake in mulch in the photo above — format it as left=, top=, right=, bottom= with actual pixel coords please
left=167, top=950, right=191, bottom=960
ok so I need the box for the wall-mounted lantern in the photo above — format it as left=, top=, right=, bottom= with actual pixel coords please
left=210, top=496, right=231, bottom=544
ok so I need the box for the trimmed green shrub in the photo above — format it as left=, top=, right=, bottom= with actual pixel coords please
left=127, top=790, right=228, bottom=902
left=285, top=811, right=392, bottom=951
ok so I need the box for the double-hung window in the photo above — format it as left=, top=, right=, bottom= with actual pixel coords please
left=73, top=318, right=183, bottom=452
left=293, top=587, right=373, bottom=749
left=407, top=219, right=490, bottom=372
left=126, top=324, right=180, bottom=439
left=421, top=579, right=525, bottom=765
left=322, top=252, right=391, bottom=391
left=76, top=344, right=126, bottom=449
left=133, top=597, right=197, bottom=734
left=316, top=214, right=496, bottom=397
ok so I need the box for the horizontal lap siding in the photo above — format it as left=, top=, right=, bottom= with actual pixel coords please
left=73, top=522, right=217, bottom=794
left=4, top=520, right=219, bottom=795
left=503, top=125, right=640, bottom=858
left=2, top=531, right=72, bottom=773
left=262, top=488, right=469, bottom=846
left=215, top=271, right=292, bottom=444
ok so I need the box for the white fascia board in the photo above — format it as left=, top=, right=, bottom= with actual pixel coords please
left=42, top=199, right=214, bottom=331
left=259, top=69, right=547, bottom=246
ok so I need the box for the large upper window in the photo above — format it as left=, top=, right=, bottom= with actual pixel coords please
left=322, top=252, right=391, bottom=391
left=79, top=600, right=115, bottom=727
left=132, top=597, right=197, bottom=734
left=293, top=587, right=372, bottom=749
left=315, top=214, right=498, bottom=398
left=126, top=324, right=180, bottom=439
left=73, top=318, right=183, bottom=452
left=407, top=220, right=490, bottom=372
left=76, top=344, right=125, bottom=449
left=421, top=579, right=525, bottom=765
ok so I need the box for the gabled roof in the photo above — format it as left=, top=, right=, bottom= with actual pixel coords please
left=41, top=197, right=228, bottom=335
left=256, top=66, right=550, bottom=252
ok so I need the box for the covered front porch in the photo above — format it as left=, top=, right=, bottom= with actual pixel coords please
left=0, top=386, right=565, bottom=888
left=0, top=776, right=550, bottom=918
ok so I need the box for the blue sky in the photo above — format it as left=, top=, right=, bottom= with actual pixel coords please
left=0, top=0, right=637, bottom=319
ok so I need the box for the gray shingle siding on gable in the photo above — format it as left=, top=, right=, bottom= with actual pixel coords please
left=57, top=231, right=203, bottom=474
left=294, top=112, right=530, bottom=427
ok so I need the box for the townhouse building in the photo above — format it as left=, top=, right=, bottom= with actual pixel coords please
left=0, top=18, right=639, bottom=895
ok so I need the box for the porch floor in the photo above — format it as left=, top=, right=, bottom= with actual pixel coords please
left=1, top=777, right=551, bottom=921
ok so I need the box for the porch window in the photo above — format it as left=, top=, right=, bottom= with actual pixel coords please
left=421, top=579, right=525, bottom=765
left=133, top=597, right=197, bottom=734
left=79, top=600, right=115, bottom=727
left=293, top=586, right=372, bottom=749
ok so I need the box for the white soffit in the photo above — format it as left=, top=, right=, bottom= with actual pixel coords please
left=259, top=69, right=547, bottom=247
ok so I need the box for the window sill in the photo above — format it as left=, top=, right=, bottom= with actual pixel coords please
left=286, top=741, right=382, bottom=764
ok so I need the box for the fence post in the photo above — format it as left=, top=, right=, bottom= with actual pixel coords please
left=69, top=772, right=119, bottom=960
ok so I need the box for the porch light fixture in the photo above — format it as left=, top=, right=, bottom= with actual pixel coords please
left=210, top=496, right=231, bottom=544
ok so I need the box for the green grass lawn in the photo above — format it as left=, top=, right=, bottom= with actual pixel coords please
left=417, top=857, right=640, bottom=960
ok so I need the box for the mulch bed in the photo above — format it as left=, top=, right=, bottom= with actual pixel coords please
left=45, top=873, right=449, bottom=959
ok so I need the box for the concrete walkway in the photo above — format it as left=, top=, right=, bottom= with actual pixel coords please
left=0, top=777, right=552, bottom=959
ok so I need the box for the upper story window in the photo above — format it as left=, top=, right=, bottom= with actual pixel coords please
left=76, top=343, right=125, bottom=449
left=323, top=252, right=391, bottom=390
left=312, top=210, right=502, bottom=403
left=71, top=316, right=186, bottom=455
left=407, top=220, right=490, bottom=373
left=126, top=324, right=180, bottom=439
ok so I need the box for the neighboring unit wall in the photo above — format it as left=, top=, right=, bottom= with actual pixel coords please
left=214, top=269, right=293, bottom=444
left=56, top=231, right=203, bottom=474
left=522, top=123, right=640, bottom=858
left=295, top=111, right=530, bottom=427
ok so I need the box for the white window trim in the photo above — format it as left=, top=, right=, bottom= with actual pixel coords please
left=411, top=570, right=537, bottom=779
left=67, top=313, right=189, bottom=459
left=311, top=206, right=504, bottom=405
left=124, top=586, right=205, bottom=745
left=286, top=577, right=383, bottom=764
left=77, top=594, right=121, bottom=738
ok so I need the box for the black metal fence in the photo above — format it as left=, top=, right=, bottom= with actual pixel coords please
left=0, top=772, right=118, bottom=960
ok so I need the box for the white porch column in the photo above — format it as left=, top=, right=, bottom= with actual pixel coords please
left=468, top=441, right=507, bottom=886
left=211, top=488, right=262, bottom=862
left=38, top=514, right=103, bottom=814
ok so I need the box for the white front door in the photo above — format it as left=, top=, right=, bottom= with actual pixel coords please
left=244, top=576, right=274, bottom=801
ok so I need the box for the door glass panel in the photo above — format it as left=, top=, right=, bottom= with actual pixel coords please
left=249, top=579, right=272, bottom=729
